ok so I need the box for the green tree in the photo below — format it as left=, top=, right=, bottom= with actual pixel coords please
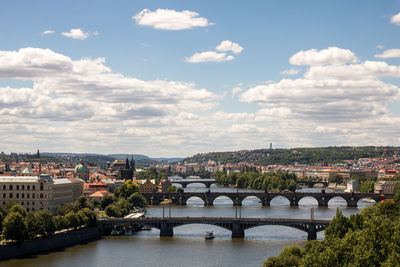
left=10, top=204, right=26, bottom=217
left=57, top=203, right=78, bottom=216
left=24, top=212, right=39, bottom=238
left=128, top=192, right=147, bottom=208
left=263, top=245, right=302, bottom=267
left=114, top=180, right=140, bottom=198
left=2, top=212, right=27, bottom=243
left=76, top=195, right=88, bottom=210
left=64, top=211, right=80, bottom=229
left=115, top=198, right=132, bottom=216
left=329, top=174, right=344, bottom=185
left=101, top=195, right=116, bottom=210
left=105, top=204, right=121, bottom=217
left=78, top=208, right=97, bottom=226
left=36, top=210, right=56, bottom=235
left=325, top=209, right=352, bottom=239
left=360, top=180, right=375, bottom=193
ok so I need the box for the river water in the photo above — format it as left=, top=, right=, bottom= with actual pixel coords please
left=2, top=185, right=373, bottom=267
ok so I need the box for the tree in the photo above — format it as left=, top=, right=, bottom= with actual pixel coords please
left=9, top=203, right=26, bottom=217
left=2, top=212, right=27, bottom=243
left=64, top=211, right=80, bottom=229
left=329, top=174, right=344, bottom=185
left=360, top=180, right=375, bottom=193
left=25, top=212, right=39, bottom=238
left=57, top=203, right=78, bottom=216
left=115, top=198, right=132, bottom=216
left=78, top=208, right=96, bottom=226
left=76, top=195, right=88, bottom=210
left=128, top=192, right=147, bottom=208
left=101, top=195, right=116, bottom=210
left=114, top=180, right=140, bottom=198
left=263, top=245, right=302, bottom=267
left=36, top=210, right=56, bottom=235
left=105, top=204, right=121, bottom=217
left=325, top=209, right=352, bottom=239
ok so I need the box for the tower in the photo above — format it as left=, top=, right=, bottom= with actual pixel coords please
left=270, top=143, right=272, bottom=150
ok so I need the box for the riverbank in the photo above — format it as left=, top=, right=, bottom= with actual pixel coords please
left=0, top=225, right=104, bottom=261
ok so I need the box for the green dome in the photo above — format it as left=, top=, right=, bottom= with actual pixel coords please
left=74, top=163, right=89, bottom=173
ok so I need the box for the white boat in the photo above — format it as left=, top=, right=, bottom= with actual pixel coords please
left=205, top=231, right=214, bottom=239
left=362, top=198, right=376, bottom=203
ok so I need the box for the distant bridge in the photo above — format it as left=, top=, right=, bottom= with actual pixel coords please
left=142, top=191, right=393, bottom=207
left=171, top=179, right=328, bottom=188
left=99, top=217, right=330, bottom=240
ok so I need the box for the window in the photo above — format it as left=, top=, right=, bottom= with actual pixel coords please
left=2, top=202, right=5, bottom=205
left=16, top=193, right=19, bottom=199
left=26, top=202, right=29, bottom=205
left=40, top=183, right=43, bottom=191
left=22, top=193, right=24, bottom=199
left=27, top=208, right=30, bottom=212
left=9, top=185, right=13, bottom=190
left=27, top=185, right=30, bottom=190
left=40, top=193, right=43, bottom=199
left=32, top=193, right=35, bottom=199
left=22, top=185, right=24, bottom=190
left=2, top=193, right=5, bottom=198
left=9, top=193, right=12, bottom=198
left=16, top=185, right=19, bottom=190
left=2, top=185, right=5, bottom=190
left=27, top=193, right=30, bottom=198
left=32, top=208, right=35, bottom=211
left=21, top=202, right=24, bottom=205
left=33, top=185, right=35, bottom=190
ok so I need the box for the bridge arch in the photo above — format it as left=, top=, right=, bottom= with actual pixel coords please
left=185, top=196, right=205, bottom=206
left=270, top=195, right=290, bottom=206
left=328, top=196, right=348, bottom=207
left=298, top=196, right=319, bottom=206
left=241, top=195, right=262, bottom=206
left=185, top=182, right=207, bottom=188
left=170, top=222, right=233, bottom=232
left=212, top=195, right=234, bottom=205
left=171, top=183, right=183, bottom=188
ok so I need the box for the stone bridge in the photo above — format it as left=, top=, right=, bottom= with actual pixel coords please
left=99, top=217, right=330, bottom=240
left=142, top=191, right=393, bottom=207
left=171, top=179, right=216, bottom=188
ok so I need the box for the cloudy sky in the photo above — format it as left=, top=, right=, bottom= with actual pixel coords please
left=1, top=1, right=400, bottom=157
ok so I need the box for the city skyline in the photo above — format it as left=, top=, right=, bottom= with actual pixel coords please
left=1, top=1, right=400, bottom=157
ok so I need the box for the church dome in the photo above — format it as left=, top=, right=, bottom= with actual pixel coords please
left=75, top=163, right=89, bottom=173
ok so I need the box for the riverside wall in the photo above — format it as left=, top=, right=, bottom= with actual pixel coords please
left=0, top=225, right=104, bottom=261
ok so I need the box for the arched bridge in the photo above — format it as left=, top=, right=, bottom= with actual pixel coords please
left=99, top=217, right=329, bottom=240
left=171, top=179, right=216, bottom=188
left=142, top=191, right=393, bottom=207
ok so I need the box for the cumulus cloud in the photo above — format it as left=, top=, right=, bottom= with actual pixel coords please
left=231, top=87, right=243, bottom=97
left=374, top=49, right=400, bottom=58
left=41, top=30, right=55, bottom=35
left=185, top=51, right=234, bottom=63
left=133, top=8, right=214, bottom=30
left=391, top=11, right=400, bottom=26
left=280, top=69, right=300, bottom=75
left=216, top=40, right=243, bottom=54
left=289, top=47, right=358, bottom=66
left=62, top=28, right=89, bottom=40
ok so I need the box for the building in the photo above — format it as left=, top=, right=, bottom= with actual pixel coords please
left=0, top=174, right=83, bottom=213
left=345, top=180, right=360, bottom=193
left=74, top=161, right=90, bottom=181
left=374, top=181, right=398, bottom=194
left=139, top=179, right=157, bottom=194
left=158, top=179, right=172, bottom=192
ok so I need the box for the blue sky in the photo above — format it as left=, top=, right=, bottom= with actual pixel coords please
left=1, top=1, right=400, bottom=157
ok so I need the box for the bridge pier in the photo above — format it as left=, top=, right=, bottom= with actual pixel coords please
left=160, top=221, right=173, bottom=237
left=317, top=197, right=328, bottom=207
left=231, top=221, right=244, bottom=238
left=261, top=198, right=271, bottom=206
left=347, top=198, right=357, bottom=207
left=307, top=222, right=317, bottom=240
left=290, top=197, right=299, bottom=207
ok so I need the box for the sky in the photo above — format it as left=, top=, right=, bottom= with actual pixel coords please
left=1, top=0, right=400, bottom=157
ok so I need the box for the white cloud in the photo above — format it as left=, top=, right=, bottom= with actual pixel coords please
left=133, top=8, right=214, bottom=30
left=377, top=45, right=385, bottom=49
left=216, top=40, right=243, bottom=54
left=280, top=69, right=300, bottom=75
left=41, top=30, right=55, bottom=35
left=185, top=51, right=234, bottom=63
left=391, top=11, right=400, bottom=26
left=61, top=28, right=89, bottom=40
left=93, top=31, right=99, bottom=36
left=231, top=87, right=243, bottom=97
left=289, top=47, right=358, bottom=66
left=374, top=49, right=400, bottom=59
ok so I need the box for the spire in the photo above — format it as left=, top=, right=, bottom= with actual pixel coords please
left=125, top=158, right=130, bottom=169
left=37, top=149, right=40, bottom=158
left=130, top=155, right=135, bottom=171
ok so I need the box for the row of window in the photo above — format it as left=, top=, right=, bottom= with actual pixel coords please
left=1, top=202, right=44, bottom=212
left=1, top=184, right=44, bottom=191
left=2, top=193, right=45, bottom=199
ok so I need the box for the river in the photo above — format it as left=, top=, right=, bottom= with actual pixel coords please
left=2, top=185, right=373, bottom=267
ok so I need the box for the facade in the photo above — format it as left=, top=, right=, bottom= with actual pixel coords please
left=374, top=181, right=398, bottom=194
left=158, top=179, right=172, bottom=192
left=0, top=175, right=83, bottom=213
left=345, top=180, right=360, bottom=193
left=139, top=179, right=157, bottom=193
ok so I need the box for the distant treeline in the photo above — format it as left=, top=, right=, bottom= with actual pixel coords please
left=185, top=146, right=400, bottom=165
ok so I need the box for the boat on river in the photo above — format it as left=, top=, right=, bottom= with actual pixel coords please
left=205, top=231, right=214, bottom=239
